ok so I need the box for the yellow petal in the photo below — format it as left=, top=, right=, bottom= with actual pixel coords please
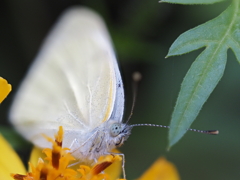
left=28, top=146, right=45, bottom=170
left=0, top=134, right=26, bottom=180
left=0, top=77, right=11, bottom=103
left=104, top=149, right=122, bottom=180
left=138, top=157, right=180, bottom=180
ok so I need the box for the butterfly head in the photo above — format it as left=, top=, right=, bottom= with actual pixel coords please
left=109, top=122, right=132, bottom=147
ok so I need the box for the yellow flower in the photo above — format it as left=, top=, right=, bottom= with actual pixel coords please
left=138, top=157, right=180, bottom=180
left=0, top=134, right=26, bottom=180
left=0, top=77, right=11, bottom=103
left=7, top=126, right=179, bottom=180
left=1, top=126, right=180, bottom=180
left=10, top=126, right=123, bottom=180
left=0, top=77, right=24, bottom=180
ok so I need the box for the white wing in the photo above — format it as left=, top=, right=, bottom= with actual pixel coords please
left=9, top=7, right=124, bottom=148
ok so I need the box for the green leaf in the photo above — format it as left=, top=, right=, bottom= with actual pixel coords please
left=160, top=0, right=226, bottom=4
left=167, top=0, right=240, bottom=148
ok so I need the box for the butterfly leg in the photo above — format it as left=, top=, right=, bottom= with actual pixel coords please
left=68, top=138, right=85, bottom=158
left=106, top=152, right=126, bottom=179
left=118, top=153, right=126, bottom=179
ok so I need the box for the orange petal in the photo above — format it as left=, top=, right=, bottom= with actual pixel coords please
left=0, top=77, right=11, bottom=103
left=0, top=134, right=26, bottom=180
left=138, top=157, right=180, bottom=180
left=104, top=149, right=122, bottom=180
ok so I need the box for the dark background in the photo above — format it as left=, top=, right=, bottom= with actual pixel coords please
left=1, top=0, right=240, bottom=179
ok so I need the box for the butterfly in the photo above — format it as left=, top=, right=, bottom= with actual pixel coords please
left=9, top=6, right=218, bottom=179
left=9, top=7, right=132, bottom=178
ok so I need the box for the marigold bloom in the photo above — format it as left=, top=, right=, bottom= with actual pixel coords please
left=8, top=126, right=180, bottom=180
left=11, top=126, right=123, bottom=180
left=0, top=125, right=180, bottom=180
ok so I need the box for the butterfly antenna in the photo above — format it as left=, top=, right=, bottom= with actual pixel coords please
left=125, top=72, right=142, bottom=125
left=130, top=124, right=219, bottom=135
left=124, top=72, right=219, bottom=135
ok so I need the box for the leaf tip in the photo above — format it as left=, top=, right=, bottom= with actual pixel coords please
left=158, top=0, right=165, bottom=3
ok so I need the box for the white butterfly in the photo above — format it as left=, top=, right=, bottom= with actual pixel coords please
left=9, top=6, right=218, bottom=179
left=9, top=7, right=132, bottom=168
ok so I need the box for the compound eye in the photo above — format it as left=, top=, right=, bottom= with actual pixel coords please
left=110, top=123, right=121, bottom=137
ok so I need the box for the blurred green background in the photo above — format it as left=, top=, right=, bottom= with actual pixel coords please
left=1, top=0, right=239, bottom=179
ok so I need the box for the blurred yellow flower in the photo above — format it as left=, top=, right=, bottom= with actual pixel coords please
left=138, top=157, right=180, bottom=180
left=0, top=77, right=23, bottom=180
left=0, top=134, right=26, bottom=180
left=0, top=77, right=11, bottom=103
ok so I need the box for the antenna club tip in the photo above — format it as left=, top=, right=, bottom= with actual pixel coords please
left=132, top=72, right=142, bottom=82
left=209, top=130, right=219, bottom=135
